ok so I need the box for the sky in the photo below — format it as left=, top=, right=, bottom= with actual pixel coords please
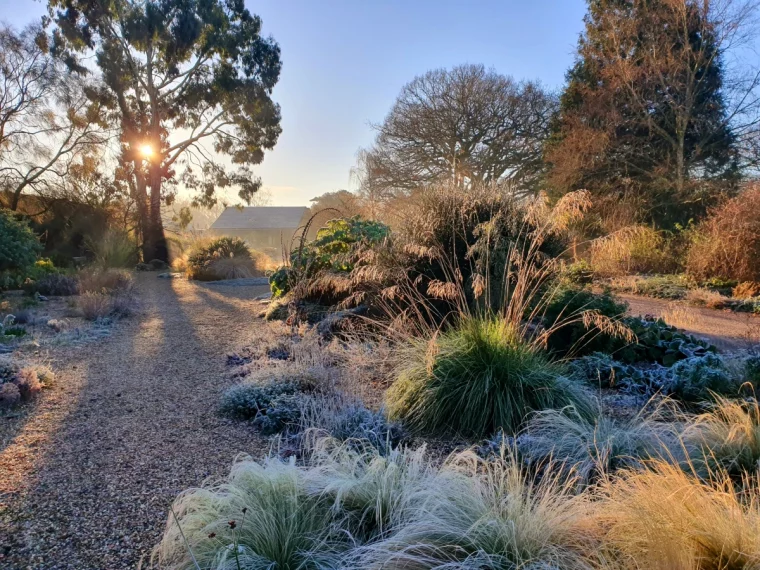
left=1, top=0, right=588, bottom=207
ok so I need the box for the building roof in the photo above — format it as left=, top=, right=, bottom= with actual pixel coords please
left=209, top=206, right=309, bottom=230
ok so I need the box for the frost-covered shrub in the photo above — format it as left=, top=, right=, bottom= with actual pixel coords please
left=253, top=392, right=309, bottom=435
left=220, top=381, right=300, bottom=421
left=14, top=368, right=42, bottom=400
left=745, top=354, right=760, bottom=385
left=186, top=237, right=259, bottom=281
left=33, top=273, right=79, bottom=296
left=77, top=292, right=113, bottom=321
left=0, top=382, right=21, bottom=408
left=664, top=354, right=743, bottom=405
left=0, top=359, right=52, bottom=407
left=300, top=397, right=405, bottom=454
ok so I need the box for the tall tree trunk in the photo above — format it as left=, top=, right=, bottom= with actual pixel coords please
left=133, top=171, right=150, bottom=261
left=144, top=162, right=168, bottom=262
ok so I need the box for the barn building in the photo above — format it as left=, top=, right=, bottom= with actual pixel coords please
left=208, top=206, right=309, bottom=257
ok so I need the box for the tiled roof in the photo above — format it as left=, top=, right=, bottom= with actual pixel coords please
left=209, top=207, right=309, bottom=230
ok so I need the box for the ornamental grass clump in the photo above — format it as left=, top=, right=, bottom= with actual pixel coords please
left=358, top=447, right=597, bottom=570
left=683, top=396, right=760, bottom=481
left=518, top=405, right=682, bottom=485
left=387, top=316, right=595, bottom=437
left=305, top=438, right=436, bottom=544
left=381, top=190, right=630, bottom=439
left=598, top=459, right=760, bottom=570
left=153, top=456, right=344, bottom=570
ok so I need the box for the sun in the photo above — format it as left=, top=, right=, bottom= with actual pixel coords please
left=139, top=143, right=155, bottom=158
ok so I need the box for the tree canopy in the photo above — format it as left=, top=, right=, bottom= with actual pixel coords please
left=0, top=24, right=108, bottom=211
left=359, top=64, right=556, bottom=201
left=544, top=0, right=759, bottom=229
left=48, top=0, right=283, bottom=260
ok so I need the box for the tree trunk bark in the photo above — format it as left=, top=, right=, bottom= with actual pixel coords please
left=133, top=171, right=151, bottom=261
left=144, top=162, right=168, bottom=262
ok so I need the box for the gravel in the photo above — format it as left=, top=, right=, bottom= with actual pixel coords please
left=0, top=274, right=272, bottom=569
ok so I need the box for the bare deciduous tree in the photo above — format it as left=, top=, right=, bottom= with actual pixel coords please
left=0, top=25, right=107, bottom=211
left=359, top=64, right=556, bottom=201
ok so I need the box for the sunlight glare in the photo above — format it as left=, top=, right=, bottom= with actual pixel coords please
left=139, top=143, right=154, bottom=158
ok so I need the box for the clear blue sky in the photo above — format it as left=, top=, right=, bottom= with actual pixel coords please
left=1, top=0, right=588, bottom=206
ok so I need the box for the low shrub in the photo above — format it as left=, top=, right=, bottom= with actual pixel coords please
left=387, top=316, right=595, bottom=437
left=561, top=259, right=595, bottom=285
left=664, top=353, right=746, bottom=406
left=186, top=237, right=259, bottom=281
left=32, top=273, right=79, bottom=296
left=77, top=292, right=114, bottom=321
left=607, top=273, right=691, bottom=300
left=0, top=360, right=53, bottom=408
left=299, top=397, right=404, bottom=455
left=78, top=268, right=134, bottom=294
left=686, top=183, right=760, bottom=282
left=733, top=281, right=760, bottom=300
left=220, top=381, right=301, bottom=421
left=590, top=225, right=676, bottom=277
left=109, top=292, right=139, bottom=318
left=612, top=317, right=714, bottom=366
left=745, top=354, right=760, bottom=385
left=220, top=366, right=332, bottom=431
left=685, top=287, right=729, bottom=309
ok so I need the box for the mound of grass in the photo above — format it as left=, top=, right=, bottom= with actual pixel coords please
left=684, top=396, right=760, bottom=481
left=306, top=440, right=435, bottom=543
left=154, top=457, right=342, bottom=570
left=359, top=447, right=594, bottom=570
left=600, top=459, right=760, bottom=569
left=186, top=237, right=261, bottom=281
left=518, top=407, right=681, bottom=485
left=87, top=230, right=139, bottom=269
left=386, top=316, right=595, bottom=437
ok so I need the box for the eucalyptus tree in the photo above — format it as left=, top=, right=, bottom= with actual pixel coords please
left=48, top=0, right=283, bottom=260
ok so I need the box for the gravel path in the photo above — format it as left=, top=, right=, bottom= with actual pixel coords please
left=0, top=274, right=271, bottom=569
left=622, top=293, right=759, bottom=350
